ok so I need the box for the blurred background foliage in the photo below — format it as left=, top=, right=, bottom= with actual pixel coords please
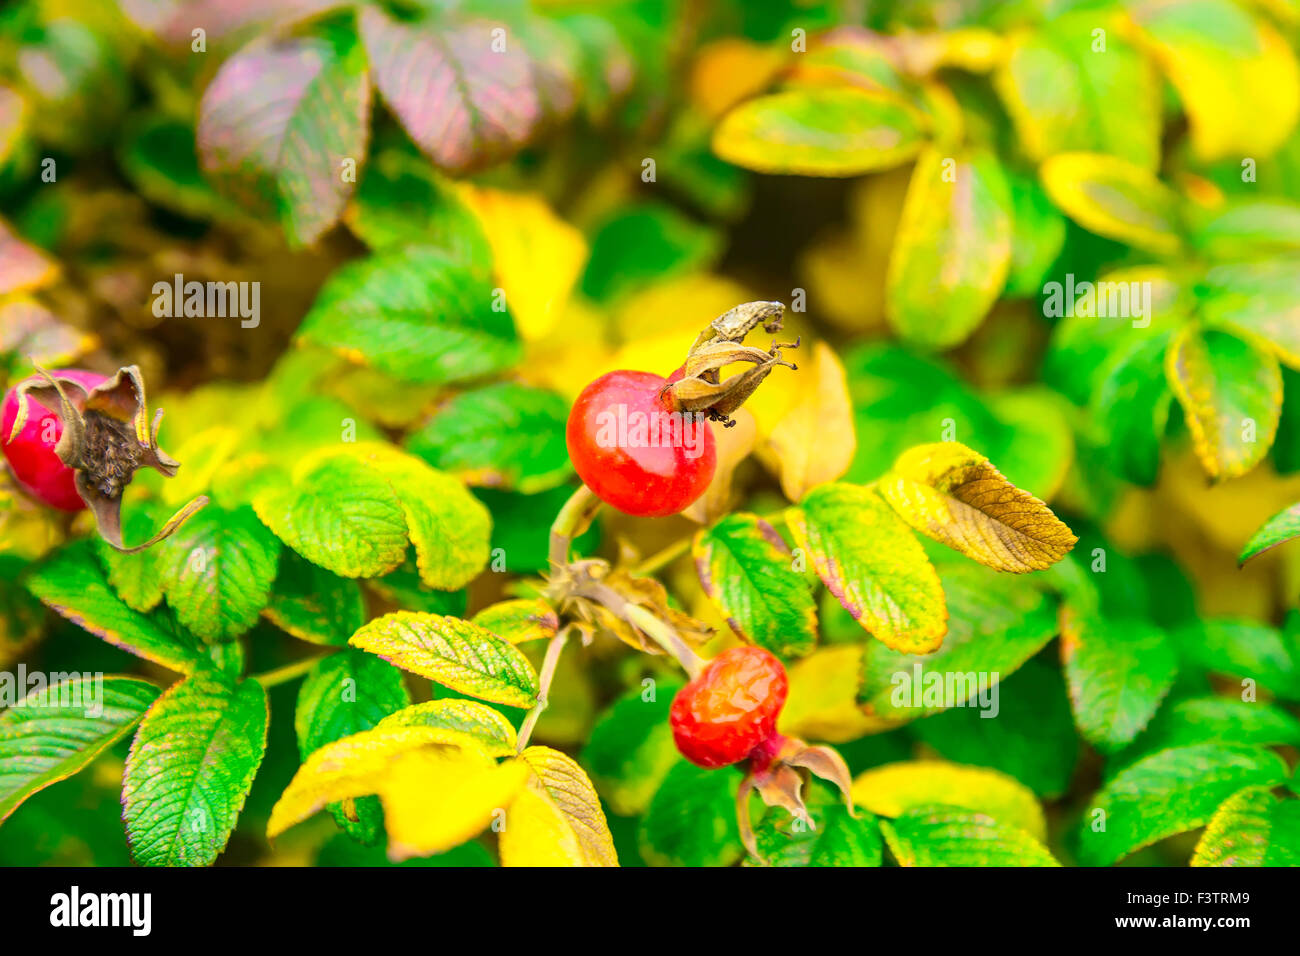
left=1, top=0, right=1299, bottom=866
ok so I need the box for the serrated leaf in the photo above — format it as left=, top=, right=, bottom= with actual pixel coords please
left=1061, top=608, right=1178, bottom=753
left=788, top=482, right=947, bottom=654
left=196, top=20, right=370, bottom=245
left=295, top=245, right=521, bottom=385
left=25, top=541, right=201, bottom=674
left=123, top=670, right=269, bottom=866
left=0, top=676, right=159, bottom=823
left=852, top=761, right=1046, bottom=842
left=858, top=560, right=1058, bottom=720
left=1201, top=258, right=1300, bottom=369
left=1090, top=331, right=1175, bottom=485
left=638, top=760, right=744, bottom=868
left=1076, top=743, right=1288, bottom=866
left=1040, top=152, right=1184, bottom=255
left=754, top=799, right=883, bottom=867
left=96, top=501, right=167, bottom=613
left=295, top=649, right=411, bottom=845
left=886, top=147, right=1013, bottom=349
left=881, top=805, right=1060, bottom=866
left=712, top=88, right=924, bottom=177
left=263, top=549, right=366, bottom=646
left=350, top=611, right=538, bottom=708
left=376, top=699, right=517, bottom=757
left=879, top=441, right=1077, bottom=573
left=158, top=503, right=280, bottom=643
left=360, top=7, right=543, bottom=175
left=581, top=680, right=683, bottom=816
left=500, top=746, right=618, bottom=867
left=1166, top=325, right=1283, bottom=480
left=1240, top=502, right=1300, bottom=565
left=406, top=382, right=572, bottom=494
left=1191, top=787, right=1300, bottom=866
left=765, top=341, right=856, bottom=502
left=1130, top=0, right=1300, bottom=162
left=693, top=513, right=816, bottom=659
left=1110, top=697, right=1300, bottom=776
left=1173, top=618, right=1300, bottom=700
left=471, top=599, right=559, bottom=645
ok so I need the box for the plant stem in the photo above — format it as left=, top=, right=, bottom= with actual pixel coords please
left=251, top=653, right=331, bottom=689
left=516, top=628, right=570, bottom=752
left=634, top=537, right=692, bottom=575
left=548, top=483, right=601, bottom=571
left=623, top=604, right=704, bottom=679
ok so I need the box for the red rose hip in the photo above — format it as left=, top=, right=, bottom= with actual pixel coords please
left=2, top=368, right=108, bottom=511
left=670, top=646, right=788, bottom=769
left=566, top=369, right=716, bottom=517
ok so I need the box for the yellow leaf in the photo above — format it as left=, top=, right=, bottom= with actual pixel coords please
left=382, top=748, right=528, bottom=862
left=1039, top=152, right=1184, bottom=255
left=852, top=760, right=1047, bottom=841
left=879, top=442, right=1077, bottom=572
left=764, top=341, right=856, bottom=501
left=682, top=408, right=756, bottom=524
left=472, top=598, right=560, bottom=644
left=500, top=746, right=618, bottom=867
left=779, top=645, right=901, bottom=742
left=375, top=699, right=519, bottom=756
left=689, top=37, right=785, bottom=120
left=457, top=185, right=588, bottom=341
left=267, top=727, right=455, bottom=839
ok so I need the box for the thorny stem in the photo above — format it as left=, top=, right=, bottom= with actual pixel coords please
left=516, top=627, right=570, bottom=753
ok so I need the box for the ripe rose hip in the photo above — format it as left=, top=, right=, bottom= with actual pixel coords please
left=670, top=646, right=788, bottom=769
left=566, top=369, right=716, bottom=517
left=1, top=368, right=108, bottom=511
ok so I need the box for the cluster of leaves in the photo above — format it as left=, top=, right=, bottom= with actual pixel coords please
left=1, top=0, right=1300, bottom=868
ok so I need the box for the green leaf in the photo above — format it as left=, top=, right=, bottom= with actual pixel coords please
left=693, top=513, right=817, bottom=659
left=119, top=115, right=228, bottom=221
left=0, top=676, right=159, bottom=823
left=263, top=549, right=366, bottom=646
left=196, top=18, right=370, bottom=245
left=1040, top=152, right=1184, bottom=255
left=295, top=650, right=411, bottom=845
left=359, top=7, right=548, bottom=175
left=406, top=382, right=572, bottom=494
left=1173, top=618, right=1300, bottom=700
left=886, top=147, right=1013, bottom=349
left=853, top=761, right=1047, bottom=841
left=1166, top=325, right=1283, bottom=480
left=1004, top=169, right=1067, bottom=297
left=1193, top=203, right=1300, bottom=261
left=581, top=680, right=683, bottom=817
left=96, top=501, right=167, bottom=613
left=880, top=805, right=1060, bottom=866
left=638, top=760, right=743, bottom=868
left=1191, top=787, right=1300, bottom=866
left=157, top=503, right=281, bottom=644
left=1075, top=743, right=1288, bottom=866
left=349, top=611, right=539, bottom=708
left=471, top=599, right=559, bottom=645
left=123, top=670, right=269, bottom=866
left=1061, top=608, right=1178, bottom=753
left=25, top=541, right=201, bottom=674
left=788, top=482, right=947, bottom=655
left=712, top=88, right=924, bottom=177
left=295, top=246, right=521, bottom=385
left=1239, top=503, right=1300, bottom=565
left=912, top=658, right=1078, bottom=798
left=1090, top=331, right=1175, bottom=485
left=994, top=10, right=1161, bottom=169
left=1200, top=257, right=1300, bottom=369
left=754, top=796, right=882, bottom=867
left=375, top=699, right=517, bottom=757
left=580, top=203, right=721, bottom=303
left=858, top=560, right=1058, bottom=720
left=367, top=560, right=468, bottom=617
left=1109, top=697, right=1300, bottom=775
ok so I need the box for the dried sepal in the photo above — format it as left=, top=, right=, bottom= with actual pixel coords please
left=739, top=734, right=857, bottom=865
left=666, top=336, right=799, bottom=426
left=689, top=300, right=786, bottom=352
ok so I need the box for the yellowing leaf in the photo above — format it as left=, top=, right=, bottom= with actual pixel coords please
left=764, top=342, right=856, bottom=502
left=1131, top=0, right=1300, bottom=161
left=381, top=747, right=528, bottom=862
left=852, top=760, right=1046, bottom=842
left=376, top=699, right=519, bottom=756
left=1165, top=326, right=1283, bottom=480
left=499, top=746, right=618, bottom=867
left=350, top=611, right=540, bottom=708
left=457, top=186, right=587, bottom=341
left=878, top=442, right=1077, bottom=573
left=1039, top=152, right=1184, bottom=255
left=683, top=408, right=756, bottom=524
left=471, top=598, right=560, bottom=644
left=787, top=483, right=947, bottom=654
left=779, top=645, right=901, bottom=742
left=689, top=37, right=785, bottom=120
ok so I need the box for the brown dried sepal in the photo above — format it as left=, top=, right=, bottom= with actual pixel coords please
left=736, top=734, right=856, bottom=865
left=7, top=364, right=207, bottom=552
left=665, top=334, right=799, bottom=426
